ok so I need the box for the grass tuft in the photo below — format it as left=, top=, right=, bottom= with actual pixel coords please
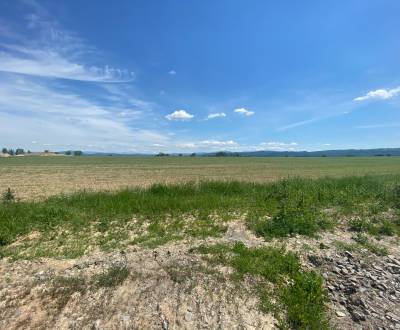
left=93, top=265, right=130, bottom=288
left=49, top=276, right=86, bottom=310
left=198, top=242, right=329, bottom=329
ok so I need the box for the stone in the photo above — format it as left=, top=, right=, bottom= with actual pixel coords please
left=162, top=319, right=169, bottom=330
left=386, top=312, right=400, bottom=322
left=185, top=311, right=193, bottom=322
left=336, top=310, right=346, bottom=317
left=345, top=251, right=353, bottom=259
left=350, top=310, right=366, bottom=322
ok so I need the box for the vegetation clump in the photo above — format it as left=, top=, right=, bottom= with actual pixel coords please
left=93, top=265, right=130, bottom=288
left=198, top=242, right=329, bottom=329
left=50, top=276, right=87, bottom=310
left=2, top=188, right=15, bottom=203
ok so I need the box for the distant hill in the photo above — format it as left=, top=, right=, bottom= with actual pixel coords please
left=79, top=148, right=400, bottom=157
left=202, top=148, right=400, bottom=157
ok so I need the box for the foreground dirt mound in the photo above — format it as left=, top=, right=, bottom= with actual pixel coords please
left=0, top=241, right=275, bottom=330
left=1, top=222, right=400, bottom=329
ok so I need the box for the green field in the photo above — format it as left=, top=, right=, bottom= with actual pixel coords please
left=1, top=156, right=400, bottom=200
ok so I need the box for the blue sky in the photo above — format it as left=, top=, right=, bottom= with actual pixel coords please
left=0, top=0, right=399, bottom=153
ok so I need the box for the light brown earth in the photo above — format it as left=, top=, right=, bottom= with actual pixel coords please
left=1, top=221, right=399, bottom=330
left=1, top=156, right=400, bottom=200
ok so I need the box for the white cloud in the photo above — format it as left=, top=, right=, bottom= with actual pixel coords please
left=207, top=112, right=226, bottom=120
left=173, top=140, right=238, bottom=151
left=234, top=108, right=255, bottom=116
left=354, top=87, right=400, bottom=101
left=0, top=74, right=167, bottom=152
left=0, top=4, right=134, bottom=82
left=200, top=140, right=237, bottom=147
left=165, top=110, right=194, bottom=121
left=257, top=142, right=298, bottom=151
left=277, top=117, right=322, bottom=131
left=168, top=70, right=176, bottom=75
left=176, top=143, right=196, bottom=149
left=0, top=43, right=134, bottom=83
left=0, top=2, right=169, bottom=153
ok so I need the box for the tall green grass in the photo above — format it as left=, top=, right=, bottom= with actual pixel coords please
left=1, top=175, right=399, bottom=249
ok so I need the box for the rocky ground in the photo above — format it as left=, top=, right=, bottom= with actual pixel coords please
left=1, top=221, right=399, bottom=329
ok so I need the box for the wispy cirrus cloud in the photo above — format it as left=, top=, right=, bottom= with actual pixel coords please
left=207, top=112, right=226, bottom=120
left=0, top=2, right=134, bottom=82
left=0, top=1, right=167, bottom=152
left=354, top=87, right=400, bottom=101
left=276, top=117, right=321, bottom=131
left=0, top=45, right=135, bottom=82
left=0, top=74, right=166, bottom=152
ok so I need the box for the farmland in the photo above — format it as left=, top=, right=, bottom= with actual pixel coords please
left=1, top=157, right=400, bottom=329
left=1, top=156, right=400, bottom=200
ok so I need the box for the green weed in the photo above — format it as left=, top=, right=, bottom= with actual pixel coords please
left=198, top=242, right=329, bottom=329
left=93, top=265, right=129, bottom=288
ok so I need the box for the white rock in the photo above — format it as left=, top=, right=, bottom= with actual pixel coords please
left=336, top=311, right=346, bottom=317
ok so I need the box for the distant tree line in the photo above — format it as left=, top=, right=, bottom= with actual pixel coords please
left=155, top=152, right=197, bottom=157
left=215, top=151, right=240, bottom=157
left=1, top=148, right=83, bottom=156
left=1, top=148, right=31, bottom=155
left=64, top=150, right=83, bottom=156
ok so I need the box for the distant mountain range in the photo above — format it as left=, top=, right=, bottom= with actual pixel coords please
left=83, top=148, right=400, bottom=157
left=204, top=148, right=400, bottom=157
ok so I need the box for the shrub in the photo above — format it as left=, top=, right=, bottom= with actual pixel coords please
left=2, top=188, right=15, bottom=203
left=251, top=200, right=331, bottom=238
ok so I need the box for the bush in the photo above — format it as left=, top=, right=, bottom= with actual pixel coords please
left=2, top=188, right=15, bottom=203
left=251, top=200, right=331, bottom=238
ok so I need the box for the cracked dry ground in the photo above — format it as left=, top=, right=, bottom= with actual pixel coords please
left=1, top=222, right=399, bottom=330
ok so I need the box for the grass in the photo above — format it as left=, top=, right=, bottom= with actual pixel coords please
left=49, top=275, right=87, bottom=310
left=197, top=242, right=329, bottom=329
left=1, top=156, right=400, bottom=200
left=48, top=265, right=129, bottom=310
left=1, top=175, right=399, bottom=259
left=93, top=265, right=130, bottom=288
left=334, top=233, right=389, bottom=256
left=349, top=214, right=400, bottom=237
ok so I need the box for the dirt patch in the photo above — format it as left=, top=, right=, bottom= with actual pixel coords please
left=1, top=221, right=400, bottom=329
left=0, top=241, right=276, bottom=330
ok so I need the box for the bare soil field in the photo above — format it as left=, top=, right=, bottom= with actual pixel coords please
left=1, top=156, right=400, bottom=200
